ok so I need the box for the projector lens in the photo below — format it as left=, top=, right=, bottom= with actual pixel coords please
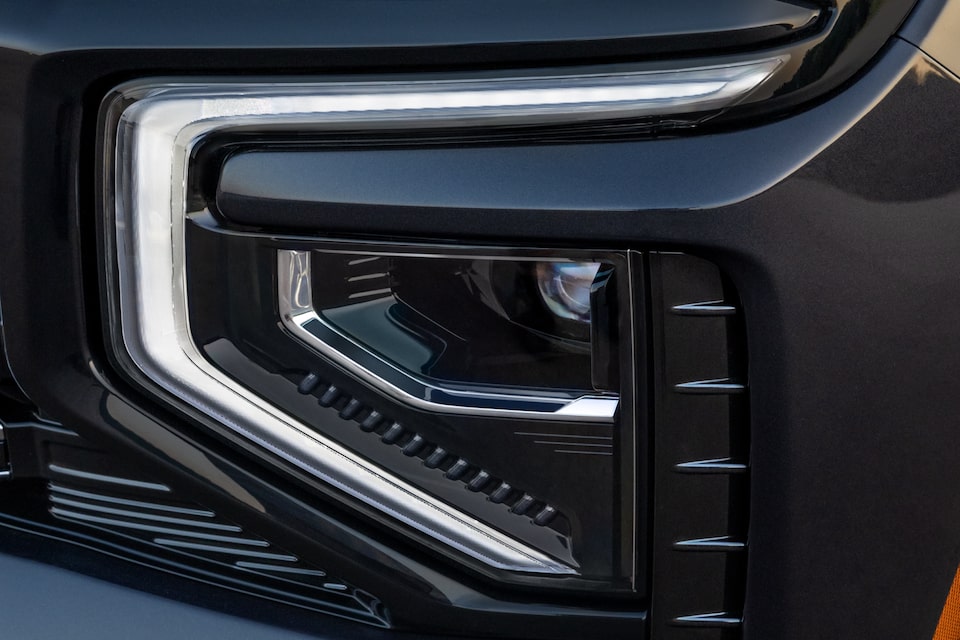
left=536, top=262, right=602, bottom=323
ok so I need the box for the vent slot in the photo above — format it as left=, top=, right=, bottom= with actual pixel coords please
left=648, top=252, right=750, bottom=639
left=45, top=472, right=389, bottom=627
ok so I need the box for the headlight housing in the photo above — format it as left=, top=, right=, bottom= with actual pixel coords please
left=103, top=64, right=775, bottom=589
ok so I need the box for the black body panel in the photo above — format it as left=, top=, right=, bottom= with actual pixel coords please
left=0, top=1, right=959, bottom=638
left=1, top=0, right=821, bottom=53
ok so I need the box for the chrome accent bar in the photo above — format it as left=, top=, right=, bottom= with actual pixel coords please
left=48, top=464, right=171, bottom=492
left=671, top=301, right=737, bottom=316
left=153, top=539, right=299, bottom=562
left=50, top=508, right=265, bottom=545
left=673, top=536, right=747, bottom=551
left=49, top=484, right=216, bottom=517
left=0, top=423, right=8, bottom=480
left=674, top=378, right=747, bottom=394
left=235, top=561, right=327, bottom=577
left=674, top=458, right=749, bottom=474
left=49, top=495, right=241, bottom=531
left=279, top=250, right=619, bottom=422
left=673, top=612, right=743, bottom=628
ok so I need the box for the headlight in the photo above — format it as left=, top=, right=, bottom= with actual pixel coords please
left=103, top=63, right=774, bottom=589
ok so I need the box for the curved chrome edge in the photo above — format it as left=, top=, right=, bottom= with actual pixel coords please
left=278, top=250, right=619, bottom=422
left=110, top=64, right=782, bottom=577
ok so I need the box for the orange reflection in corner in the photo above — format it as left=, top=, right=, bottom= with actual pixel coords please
left=934, top=568, right=960, bottom=640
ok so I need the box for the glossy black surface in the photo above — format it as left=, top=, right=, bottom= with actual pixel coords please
left=646, top=253, right=750, bottom=638
left=0, top=0, right=820, bottom=52
left=0, top=0, right=957, bottom=637
left=309, top=252, right=604, bottom=392
left=0, top=1, right=922, bottom=122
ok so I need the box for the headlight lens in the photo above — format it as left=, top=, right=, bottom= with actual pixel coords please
left=283, top=250, right=617, bottom=416
left=536, top=261, right=602, bottom=323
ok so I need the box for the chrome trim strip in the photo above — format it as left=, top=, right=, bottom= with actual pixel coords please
left=673, top=536, right=747, bottom=551
left=235, top=561, right=327, bottom=577
left=673, top=613, right=743, bottom=628
left=112, top=65, right=780, bottom=576
left=674, top=379, right=747, bottom=394
left=48, top=464, right=171, bottom=492
left=49, top=496, right=242, bottom=531
left=671, top=301, right=738, bottom=316
left=279, top=250, right=619, bottom=422
left=674, top=458, right=749, bottom=474
left=49, top=484, right=217, bottom=517
left=153, top=539, right=299, bottom=562
left=50, top=508, right=266, bottom=545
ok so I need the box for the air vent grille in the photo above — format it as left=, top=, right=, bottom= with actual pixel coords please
left=648, top=252, right=750, bottom=638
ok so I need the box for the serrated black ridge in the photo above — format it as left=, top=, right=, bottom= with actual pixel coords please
left=299, top=372, right=560, bottom=528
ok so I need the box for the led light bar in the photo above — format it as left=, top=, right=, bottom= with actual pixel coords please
left=108, top=63, right=780, bottom=578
